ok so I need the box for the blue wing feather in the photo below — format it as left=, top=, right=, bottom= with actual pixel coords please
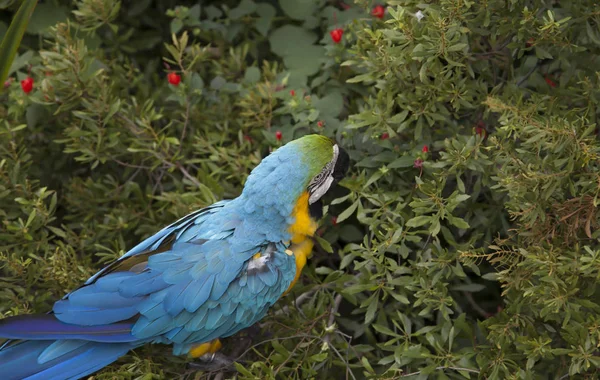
left=0, top=314, right=137, bottom=343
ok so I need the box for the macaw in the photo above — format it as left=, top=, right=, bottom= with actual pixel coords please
left=0, top=134, right=349, bottom=380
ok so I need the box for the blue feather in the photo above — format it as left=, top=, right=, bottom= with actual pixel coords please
left=131, top=315, right=172, bottom=339
left=0, top=339, right=134, bottom=380
left=183, top=275, right=215, bottom=312
left=186, top=307, right=209, bottom=331
left=204, top=307, right=225, bottom=330
left=54, top=302, right=139, bottom=326
left=119, top=271, right=168, bottom=297
left=38, top=340, right=87, bottom=364
left=23, top=342, right=132, bottom=380
left=0, top=314, right=136, bottom=343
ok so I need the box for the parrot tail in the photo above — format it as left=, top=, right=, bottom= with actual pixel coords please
left=0, top=314, right=140, bottom=380
left=0, top=339, right=131, bottom=380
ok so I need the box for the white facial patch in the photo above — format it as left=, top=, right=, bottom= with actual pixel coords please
left=308, top=176, right=334, bottom=204
left=307, top=144, right=339, bottom=205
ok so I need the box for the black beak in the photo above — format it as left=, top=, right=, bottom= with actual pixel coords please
left=333, top=146, right=350, bottom=182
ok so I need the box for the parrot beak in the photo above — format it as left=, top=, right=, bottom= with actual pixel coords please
left=332, top=146, right=349, bottom=183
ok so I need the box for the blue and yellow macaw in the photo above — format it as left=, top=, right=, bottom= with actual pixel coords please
left=0, top=134, right=349, bottom=380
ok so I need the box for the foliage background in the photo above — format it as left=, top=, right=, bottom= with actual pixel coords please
left=1, top=0, right=600, bottom=379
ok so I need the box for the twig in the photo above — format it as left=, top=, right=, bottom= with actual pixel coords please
left=274, top=290, right=316, bottom=316
left=113, top=159, right=153, bottom=170
left=177, top=97, right=192, bottom=157
left=323, top=293, right=343, bottom=346
left=516, top=62, right=540, bottom=87
left=327, top=295, right=343, bottom=331
left=176, top=163, right=202, bottom=188
left=327, top=337, right=358, bottom=380
left=462, top=291, right=490, bottom=318
left=401, top=366, right=480, bottom=377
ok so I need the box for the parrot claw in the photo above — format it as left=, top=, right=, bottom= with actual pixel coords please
left=189, top=352, right=235, bottom=371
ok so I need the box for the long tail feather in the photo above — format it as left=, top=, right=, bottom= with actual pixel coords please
left=0, top=339, right=132, bottom=380
left=0, top=314, right=137, bottom=343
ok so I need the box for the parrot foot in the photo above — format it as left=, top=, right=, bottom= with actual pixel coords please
left=188, top=352, right=235, bottom=371
left=188, top=339, right=235, bottom=371
left=188, top=339, right=222, bottom=358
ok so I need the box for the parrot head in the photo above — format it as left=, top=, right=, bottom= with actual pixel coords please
left=241, top=134, right=349, bottom=224
left=290, top=134, right=349, bottom=219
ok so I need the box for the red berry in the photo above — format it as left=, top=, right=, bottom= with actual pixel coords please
left=243, top=135, right=252, bottom=142
left=526, top=38, right=534, bottom=47
left=422, top=145, right=429, bottom=153
left=20, top=76, right=33, bottom=94
left=413, top=158, right=423, bottom=168
left=167, top=72, right=181, bottom=86
left=372, top=5, right=385, bottom=19
left=476, top=127, right=486, bottom=137
left=290, top=89, right=295, bottom=96
left=380, top=132, right=389, bottom=140
left=275, top=131, right=282, bottom=141
left=332, top=216, right=338, bottom=226
left=544, top=76, right=556, bottom=88
left=317, top=121, right=324, bottom=128
left=330, top=28, right=343, bottom=44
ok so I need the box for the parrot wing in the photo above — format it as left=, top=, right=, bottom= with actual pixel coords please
left=130, top=239, right=296, bottom=355
left=83, top=200, right=231, bottom=286
left=38, top=199, right=296, bottom=353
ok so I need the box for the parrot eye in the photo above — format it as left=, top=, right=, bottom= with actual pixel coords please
left=307, top=144, right=348, bottom=205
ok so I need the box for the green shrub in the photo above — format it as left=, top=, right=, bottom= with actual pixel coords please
left=1, top=0, right=600, bottom=379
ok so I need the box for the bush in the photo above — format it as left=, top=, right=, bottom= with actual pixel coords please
left=1, top=0, right=600, bottom=379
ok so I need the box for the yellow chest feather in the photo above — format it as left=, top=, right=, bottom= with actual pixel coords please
left=283, top=191, right=317, bottom=295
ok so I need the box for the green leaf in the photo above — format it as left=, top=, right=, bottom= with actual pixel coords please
left=243, top=66, right=261, bottom=83
left=269, top=25, right=318, bottom=57
left=314, top=235, right=333, bottom=253
left=25, top=3, right=68, bottom=35
left=451, top=283, right=486, bottom=292
left=8, top=50, right=33, bottom=76
left=282, top=46, right=324, bottom=76
left=189, top=73, right=204, bottom=90
left=0, top=0, right=38, bottom=90
left=336, top=201, right=358, bottom=223
left=128, top=0, right=152, bottom=17
left=389, top=155, right=415, bottom=168
left=365, top=296, right=378, bottom=324
left=339, top=225, right=362, bottom=242
left=279, top=0, right=317, bottom=21
left=170, top=19, right=183, bottom=34
left=406, top=215, right=431, bottom=228
left=313, top=91, right=344, bottom=118
left=447, top=215, right=470, bottom=229
left=26, top=104, right=49, bottom=128
left=447, top=42, right=468, bottom=52
left=210, top=76, right=226, bottom=89
left=189, top=4, right=201, bottom=20
left=314, top=266, right=332, bottom=275
left=0, top=22, right=7, bottom=41
left=255, top=3, right=275, bottom=36
left=229, top=0, right=257, bottom=20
